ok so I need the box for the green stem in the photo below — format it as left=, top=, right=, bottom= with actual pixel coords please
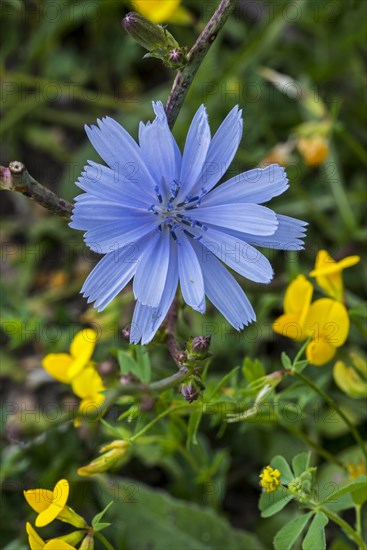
left=165, top=0, right=239, bottom=129
left=130, top=404, right=190, bottom=442
left=292, top=371, right=367, bottom=462
left=81, top=367, right=192, bottom=420
left=94, top=531, right=116, bottom=550
left=355, top=504, right=362, bottom=539
left=281, top=423, right=344, bottom=468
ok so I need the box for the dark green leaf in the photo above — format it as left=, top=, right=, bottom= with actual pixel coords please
left=292, top=452, right=311, bottom=477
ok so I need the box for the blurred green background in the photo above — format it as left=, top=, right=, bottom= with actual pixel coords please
left=1, top=0, right=366, bottom=548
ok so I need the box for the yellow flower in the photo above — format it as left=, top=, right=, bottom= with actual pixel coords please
left=131, top=0, right=191, bottom=24
left=334, top=353, right=367, bottom=399
left=71, top=365, right=105, bottom=419
left=42, top=328, right=97, bottom=382
left=273, top=276, right=350, bottom=366
left=272, top=275, right=313, bottom=341
left=347, top=461, right=367, bottom=480
left=297, top=135, right=329, bottom=166
left=260, top=466, right=281, bottom=493
left=26, top=523, right=77, bottom=549
left=310, top=249, right=360, bottom=302
left=304, top=298, right=350, bottom=366
left=24, top=480, right=70, bottom=528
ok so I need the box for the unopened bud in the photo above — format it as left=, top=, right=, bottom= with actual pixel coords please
left=58, top=530, right=86, bottom=546
left=77, top=440, right=129, bottom=476
left=187, top=335, right=211, bottom=360
left=122, top=12, right=178, bottom=52
left=181, top=382, right=200, bottom=404
left=79, top=534, right=94, bottom=550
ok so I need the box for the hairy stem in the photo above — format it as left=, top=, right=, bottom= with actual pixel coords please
left=165, top=0, right=239, bottom=129
left=1, top=161, right=73, bottom=219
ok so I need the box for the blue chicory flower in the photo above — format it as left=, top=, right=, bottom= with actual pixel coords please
left=71, top=102, right=306, bottom=344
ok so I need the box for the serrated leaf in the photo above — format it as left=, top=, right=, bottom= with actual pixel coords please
left=259, top=488, right=294, bottom=517
left=271, top=455, right=294, bottom=484
left=281, top=352, right=292, bottom=370
left=274, top=512, right=313, bottom=550
left=92, top=501, right=113, bottom=528
left=322, top=477, right=367, bottom=503
left=302, top=511, right=328, bottom=550
left=292, top=452, right=311, bottom=477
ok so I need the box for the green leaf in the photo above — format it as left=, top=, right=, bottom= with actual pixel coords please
left=118, top=349, right=150, bottom=383
left=302, top=512, right=328, bottom=550
left=243, top=358, right=265, bottom=383
left=322, top=477, right=367, bottom=503
left=281, top=352, right=292, bottom=370
left=134, top=346, right=152, bottom=383
left=259, top=488, right=294, bottom=518
left=271, top=455, right=294, bottom=484
left=274, top=512, right=313, bottom=550
left=117, top=350, right=139, bottom=376
left=186, top=408, right=203, bottom=449
left=293, top=360, right=309, bottom=373
left=93, top=522, right=111, bottom=533
left=292, top=452, right=311, bottom=477
left=92, top=501, right=113, bottom=529
left=99, top=477, right=264, bottom=549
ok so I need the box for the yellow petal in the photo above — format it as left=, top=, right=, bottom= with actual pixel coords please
left=334, top=361, right=367, bottom=399
left=44, top=540, right=76, bottom=550
left=272, top=314, right=306, bottom=341
left=305, top=298, right=349, bottom=347
left=35, top=480, right=69, bottom=528
left=310, top=250, right=360, bottom=276
left=42, top=354, right=73, bottom=384
left=306, top=340, right=336, bottom=366
left=131, top=0, right=181, bottom=23
left=284, top=275, right=313, bottom=325
left=68, top=329, right=97, bottom=378
left=24, top=489, right=54, bottom=513
left=71, top=367, right=105, bottom=399
left=78, top=393, right=105, bottom=416
left=26, top=523, right=45, bottom=550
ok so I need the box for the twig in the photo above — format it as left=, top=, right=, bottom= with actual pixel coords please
left=1, top=161, right=73, bottom=219
left=165, top=0, right=239, bottom=129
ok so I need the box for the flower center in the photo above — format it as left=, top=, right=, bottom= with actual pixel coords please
left=148, top=179, right=208, bottom=242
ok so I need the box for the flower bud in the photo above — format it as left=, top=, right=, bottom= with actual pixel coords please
left=122, top=12, right=178, bottom=52
left=187, top=336, right=211, bottom=360
left=58, top=530, right=86, bottom=546
left=180, top=375, right=204, bottom=403
left=79, top=534, right=94, bottom=550
left=121, top=325, right=131, bottom=341
left=77, top=440, right=129, bottom=476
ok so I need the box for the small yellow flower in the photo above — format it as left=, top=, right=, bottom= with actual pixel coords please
left=304, top=298, right=349, bottom=366
left=310, top=249, right=360, bottom=302
left=42, top=328, right=97, bottom=382
left=24, top=480, right=69, bottom=528
left=297, top=135, right=329, bottom=166
left=346, top=461, right=367, bottom=480
left=260, top=466, right=281, bottom=493
left=272, top=275, right=313, bottom=341
left=334, top=353, right=367, bottom=399
left=26, top=523, right=77, bottom=549
left=131, top=0, right=191, bottom=24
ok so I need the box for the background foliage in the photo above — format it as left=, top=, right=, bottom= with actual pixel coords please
left=1, top=0, right=366, bottom=548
